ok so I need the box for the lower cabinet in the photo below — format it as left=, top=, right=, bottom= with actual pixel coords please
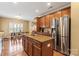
left=24, top=39, right=28, bottom=52
left=27, top=38, right=32, bottom=56
left=22, top=35, right=26, bottom=51
left=42, top=40, right=53, bottom=56
left=32, top=45, right=41, bottom=56
left=22, top=36, right=53, bottom=56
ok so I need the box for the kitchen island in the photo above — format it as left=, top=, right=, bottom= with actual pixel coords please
left=22, top=34, right=53, bottom=56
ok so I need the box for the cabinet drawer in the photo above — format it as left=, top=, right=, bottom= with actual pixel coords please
left=32, top=40, right=41, bottom=48
left=32, top=45, right=41, bottom=56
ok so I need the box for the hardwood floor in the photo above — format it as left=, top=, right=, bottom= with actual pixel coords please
left=0, top=38, right=27, bottom=56
left=0, top=37, right=64, bottom=56
left=53, top=51, right=64, bottom=56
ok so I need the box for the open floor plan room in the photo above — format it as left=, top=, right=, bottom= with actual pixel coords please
left=0, top=2, right=79, bottom=56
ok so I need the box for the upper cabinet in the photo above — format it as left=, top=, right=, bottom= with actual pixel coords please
left=36, top=18, right=41, bottom=31
left=61, top=7, right=71, bottom=17
left=37, top=16, right=45, bottom=28
left=45, top=15, right=50, bottom=28
left=36, top=7, right=71, bottom=32
left=37, top=15, right=50, bottom=28
left=36, top=17, right=45, bottom=31
left=41, top=16, right=45, bottom=27
left=49, top=13, right=54, bottom=20
left=54, top=11, right=61, bottom=19
left=49, top=14, right=54, bottom=28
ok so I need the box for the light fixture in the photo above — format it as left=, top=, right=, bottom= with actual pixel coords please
left=15, top=16, right=22, bottom=19
left=35, top=9, right=39, bottom=13
left=47, top=2, right=51, bottom=6
left=38, top=16, right=40, bottom=17
left=13, top=2, right=17, bottom=4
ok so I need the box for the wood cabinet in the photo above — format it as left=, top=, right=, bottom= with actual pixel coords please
left=36, top=7, right=71, bottom=32
left=24, top=38, right=28, bottom=52
left=45, top=15, right=50, bottom=28
left=32, top=40, right=41, bottom=56
left=42, top=17, right=45, bottom=27
left=61, top=7, right=71, bottom=17
left=37, top=18, right=41, bottom=27
left=49, top=13, right=54, bottom=20
left=49, top=14, right=54, bottom=27
left=22, top=35, right=53, bottom=56
left=37, top=18, right=41, bottom=31
left=27, top=38, right=32, bottom=56
left=42, top=40, right=53, bottom=56
left=39, top=17, right=45, bottom=27
left=36, top=17, right=45, bottom=31
left=22, top=35, right=26, bottom=51
left=22, top=35, right=28, bottom=53
left=54, top=11, right=61, bottom=19
left=32, top=45, right=41, bottom=56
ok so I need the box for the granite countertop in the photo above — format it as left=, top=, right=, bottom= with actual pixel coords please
left=23, top=33, right=53, bottom=42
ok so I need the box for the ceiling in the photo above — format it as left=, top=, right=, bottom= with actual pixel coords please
left=0, top=2, right=71, bottom=21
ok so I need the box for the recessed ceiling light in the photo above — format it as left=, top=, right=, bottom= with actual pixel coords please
left=47, top=2, right=51, bottom=6
left=13, top=2, right=17, bottom=4
left=35, top=9, right=39, bottom=13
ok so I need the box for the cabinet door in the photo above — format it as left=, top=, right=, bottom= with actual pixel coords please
left=27, top=38, right=32, bottom=56
left=24, top=37, right=28, bottom=52
left=38, top=17, right=42, bottom=27
left=45, top=15, right=50, bottom=28
left=37, top=19, right=41, bottom=31
left=22, top=36, right=24, bottom=47
left=42, top=40, right=53, bottom=56
left=54, top=11, right=61, bottom=19
left=41, top=17, right=45, bottom=27
left=49, top=14, right=54, bottom=27
left=61, top=7, right=71, bottom=17
left=22, top=36, right=26, bottom=51
left=32, top=45, right=41, bottom=56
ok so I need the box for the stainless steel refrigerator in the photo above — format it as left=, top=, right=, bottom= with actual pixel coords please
left=51, top=18, right=61, bottom=51
left=59, top=15, right=70, bottom=55
left=51, top=15, right=70, bottom=55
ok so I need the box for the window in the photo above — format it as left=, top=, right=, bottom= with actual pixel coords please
left=9, top=22, right=23, bottom=33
